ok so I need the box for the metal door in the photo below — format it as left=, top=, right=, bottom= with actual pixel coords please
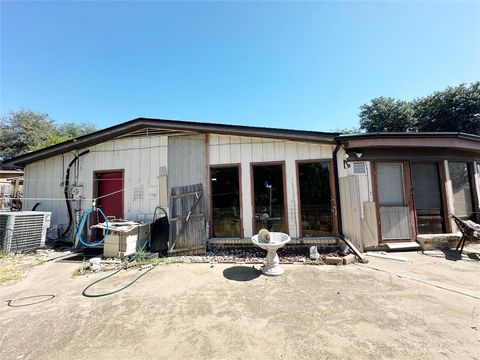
left=376, top=163, right=412, bottom=240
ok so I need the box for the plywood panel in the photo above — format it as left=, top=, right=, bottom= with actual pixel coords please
left=379, top=206, right=410, bottom=240
left=339, top=176, right=362, bottom=249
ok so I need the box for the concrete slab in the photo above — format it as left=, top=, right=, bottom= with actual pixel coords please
left=1, top=251, right=479, bottom=360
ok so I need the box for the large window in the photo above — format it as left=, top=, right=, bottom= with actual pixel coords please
left=298, top=162, right=333, bottom=237
left=449, top=162, right=474, bottom=220
left=252, top=164, right=287, bottom=234
left=210, top=167, right=241, bottom=238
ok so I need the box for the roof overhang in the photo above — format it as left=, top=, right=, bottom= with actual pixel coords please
left=336, top=132, right=480, bottom=153
left=3, top=117, right=338, bottom=168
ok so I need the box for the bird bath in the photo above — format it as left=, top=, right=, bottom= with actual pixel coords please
left=251, top=232, right=291, bottom=276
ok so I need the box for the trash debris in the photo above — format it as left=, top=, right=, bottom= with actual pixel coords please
left=365, top=251, right=408, bottom=262
left=89, top=257, right=102, bottom=271
left=309, top=246, right=320, bottom=260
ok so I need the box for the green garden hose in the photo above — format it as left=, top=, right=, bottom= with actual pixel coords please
left=81, top=263, right=157, bottom=298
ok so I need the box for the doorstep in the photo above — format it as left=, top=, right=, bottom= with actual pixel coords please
left=385, top=242, right=422, bottom=251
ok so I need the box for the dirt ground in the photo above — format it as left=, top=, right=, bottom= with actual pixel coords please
left=1, top=250, right=479, bottom=360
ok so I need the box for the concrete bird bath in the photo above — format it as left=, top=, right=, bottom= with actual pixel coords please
left=251, top=232, right=291, bottom=276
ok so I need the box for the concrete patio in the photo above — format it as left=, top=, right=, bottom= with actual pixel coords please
left=1, top=250, right=479, bottom=360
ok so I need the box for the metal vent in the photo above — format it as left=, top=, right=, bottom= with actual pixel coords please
left=353, top=162, right=366, bottom=174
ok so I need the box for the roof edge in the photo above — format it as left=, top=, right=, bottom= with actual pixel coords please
left=3, top=117, right=339, bottom=167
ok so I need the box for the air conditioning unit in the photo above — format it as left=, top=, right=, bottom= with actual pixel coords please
left=0, top=211, right=52, bottom=253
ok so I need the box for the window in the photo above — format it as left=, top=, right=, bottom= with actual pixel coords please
left=210, top=167, right=241, bottom=238
left=449, top=162, right=474, bottom=219
left=376, top=163, right=405, bottom=206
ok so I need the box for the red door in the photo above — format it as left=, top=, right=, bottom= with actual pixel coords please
left=95, top=171, right=124, bottom=219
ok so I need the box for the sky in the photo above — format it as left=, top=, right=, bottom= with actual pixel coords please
left=1, top=1, right=479, bottom=132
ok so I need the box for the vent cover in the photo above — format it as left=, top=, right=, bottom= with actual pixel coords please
left=353, top=162, right=367, bottom=174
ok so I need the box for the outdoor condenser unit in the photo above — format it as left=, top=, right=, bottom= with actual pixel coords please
left=0, top=211, right=52, bottom=253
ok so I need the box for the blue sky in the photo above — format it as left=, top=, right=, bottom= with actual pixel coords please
left=1, top=1, right=479, bottom=132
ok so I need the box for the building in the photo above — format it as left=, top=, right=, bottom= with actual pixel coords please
left=0, top=170, right=24, bottom=211
left=3, top=118, right=480, bottom=252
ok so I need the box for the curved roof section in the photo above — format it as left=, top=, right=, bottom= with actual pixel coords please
left=336, top=132, right=480, bottom=152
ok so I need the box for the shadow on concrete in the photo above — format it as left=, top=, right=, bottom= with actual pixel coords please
left=421, top=249, right=480, bottom=262
left=223, top=266, right=261, bottom=282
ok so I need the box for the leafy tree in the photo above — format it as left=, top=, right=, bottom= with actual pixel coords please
left=0, top=109, right=97, bottom=167
left=330, top=126, right=363, bottom=134
left=414, top=82, right=480, bottom=134
left=358, top=82, right=480, bottom=135
left=359, top=97, right=416, bottom=132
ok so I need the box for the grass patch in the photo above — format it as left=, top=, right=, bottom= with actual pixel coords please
left=0, top=253, right=44, bottom=286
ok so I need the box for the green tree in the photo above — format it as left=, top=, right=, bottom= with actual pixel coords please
left=359, top=97, right=416, bottom=132
left=414, top=82, right=480, bottom=134
left=330, top=126, right=362, bottom=135
left=0, top=109, right=97, bottom=166
left=358, top=82, right=480, bottom=135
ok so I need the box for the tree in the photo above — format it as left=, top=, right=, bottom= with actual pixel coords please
left=330, top=126, right=362, bottom=134
left=359, top=97, right=416, bottom=133
left=0, top=109, right=97, bottom=167
left=358, top=82, right=480, bottom=135
left=414, top=83, right=480, bottom=134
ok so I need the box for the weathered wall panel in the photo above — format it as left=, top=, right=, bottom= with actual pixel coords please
left=339, top=176, right=363, bottom=250
left=23, top=135, right=169, bottom=226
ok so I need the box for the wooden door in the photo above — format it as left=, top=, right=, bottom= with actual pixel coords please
left=168, top=183, right=206, bottom=255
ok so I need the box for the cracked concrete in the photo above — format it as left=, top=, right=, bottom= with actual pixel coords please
left=1, top=251, right=479, bottom=360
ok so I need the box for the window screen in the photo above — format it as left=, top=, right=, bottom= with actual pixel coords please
left=449, top=162, right=473, bottom=218
left=377, top=163, right=405, bottom=206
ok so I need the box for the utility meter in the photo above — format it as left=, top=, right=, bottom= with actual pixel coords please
left=70, top=186, right=83, bottom=200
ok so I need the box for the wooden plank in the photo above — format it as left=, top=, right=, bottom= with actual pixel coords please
left=169, top=213, right=205, bottom=222
left=171, top=191, right=202, bottom=199
left=168, top=183, right=206, bottom=254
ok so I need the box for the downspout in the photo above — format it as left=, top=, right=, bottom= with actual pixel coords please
left=332, top=144, right=343, bottom=236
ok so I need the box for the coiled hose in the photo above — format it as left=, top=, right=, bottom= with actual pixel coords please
left=77, top=206, right=109, bottom=247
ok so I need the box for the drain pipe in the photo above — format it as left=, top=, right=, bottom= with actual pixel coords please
left=60, top=149, right=90, bottom=241
left=332, top=144, right=343, bottom=236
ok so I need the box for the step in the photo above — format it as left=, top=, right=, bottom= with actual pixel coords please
left=385, top=242, right=422, bottom=251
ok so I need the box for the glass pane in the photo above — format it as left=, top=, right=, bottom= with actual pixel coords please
left=298, top=162, right=333, bottom=237
left=252, top=164, right=286, bottom=233
left=449, top=162, right=473, bottom=219
left=377, top=164, right=405, bottom=206
left=211, top=167, right=241, bottom=237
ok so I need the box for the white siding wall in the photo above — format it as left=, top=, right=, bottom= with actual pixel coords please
left=23, top=135, right=168, bottom=225
left=337, top=147, right=376, bottom=250
left=208, top=134, right=334, bottom=238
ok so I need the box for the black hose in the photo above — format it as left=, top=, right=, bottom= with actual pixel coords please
left=60, top=150, right=89, bottom=241
left=31, top=202, right=41, bottom=211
